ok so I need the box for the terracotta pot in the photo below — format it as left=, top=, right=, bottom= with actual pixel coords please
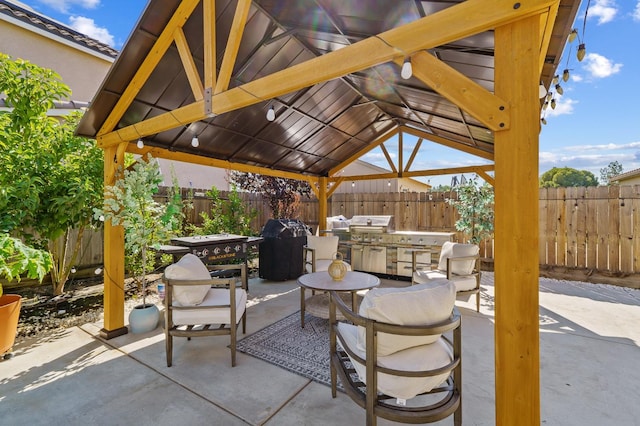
left=0, top=294, right=22, bottom=356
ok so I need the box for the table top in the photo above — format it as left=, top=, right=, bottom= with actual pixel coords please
left=297, top=271, right=380, bottom=292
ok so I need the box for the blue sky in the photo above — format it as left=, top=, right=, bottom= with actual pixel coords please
left=20, top=0, right=640, bottom=187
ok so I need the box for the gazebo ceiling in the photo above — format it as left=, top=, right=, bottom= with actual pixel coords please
left=76, top=0, right=582, bottom=178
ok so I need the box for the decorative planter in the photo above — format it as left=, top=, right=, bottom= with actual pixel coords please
left=328, top=252, right=348, bottom=281
left=129, top=303, right=160, bottom=334
left=0, top=294, right=22, bottom=358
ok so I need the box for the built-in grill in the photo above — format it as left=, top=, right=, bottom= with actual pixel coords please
left=347, top=215, right=455, bottom=278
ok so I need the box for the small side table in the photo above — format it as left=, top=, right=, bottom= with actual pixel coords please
left=297, top=271, right=380, bottom=327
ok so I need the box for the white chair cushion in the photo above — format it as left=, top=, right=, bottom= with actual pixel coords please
left=438, top=242, right=479, bottom=275
left=172, top=288, right=247, bottom=326
left=305, top=259, right=352, bottom=274
left=413, top=270, right=478, bottom=292
left=306, top=235, right=339, bottom=260
left=357, top=279, right=455, bottom=356
left=338, top=322, right=453, bottom=400
left=164, top=254, right=211, bottom=306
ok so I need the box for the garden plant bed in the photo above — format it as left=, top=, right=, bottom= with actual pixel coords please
left=10, top=274, right=163, bottom=346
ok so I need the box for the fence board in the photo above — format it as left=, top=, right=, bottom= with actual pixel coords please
left=619, top=186, right=634, bottom=272
left=585, top=187, right=599, bottom=268
left=78, top=185, right=640, bottom=275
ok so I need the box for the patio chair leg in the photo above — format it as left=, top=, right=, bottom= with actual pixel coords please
left=166, top=334, right=173, bottom=367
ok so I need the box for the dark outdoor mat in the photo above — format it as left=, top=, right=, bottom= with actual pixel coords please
left=236, top=311, right=342, bottom=390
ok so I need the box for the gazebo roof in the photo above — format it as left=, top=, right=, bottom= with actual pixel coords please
left=76, top=0, right=581, bottom=180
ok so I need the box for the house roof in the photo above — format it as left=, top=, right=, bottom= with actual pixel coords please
left=611, top=167, right=640, bottom=183
left=76, top=0, right=582, bottom=181
left=0, top=0, right=118, bottom=58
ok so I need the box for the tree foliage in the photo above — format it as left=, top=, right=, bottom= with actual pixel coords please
left=228, top=171, right=312, bottom=219
left=191, top=186, right=258, bottom=236
left=539, top=167, right=598, bottom=188
left=599, top=161, right=623, bottom=185
left=0, top=54, right=104, bottom=294
left=0, top=233, right=52, bottom=293
left=447, top=178, right=494, bottom=244
left=95, top=156, right=184, bottom=305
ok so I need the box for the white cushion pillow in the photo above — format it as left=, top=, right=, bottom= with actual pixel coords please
left=357, top=279, right=455, bottom=356
left=306, top=235, right=339, bottom=260
left=338, top=322, right=453, bottom=400
left=438, top=242, right=479, bottom=275
left=164, top=253, right=211, bottom=306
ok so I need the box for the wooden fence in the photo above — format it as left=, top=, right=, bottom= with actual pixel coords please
left=76, top=185, right=640, bottom=276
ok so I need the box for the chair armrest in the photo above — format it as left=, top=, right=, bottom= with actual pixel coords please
left=445, top=254, right=480, bottom=279
left=161, top=275, right=239, bottom=309
left=411, top=249, right=436, bottom=272
left=302, top=246, right=316, bottom=273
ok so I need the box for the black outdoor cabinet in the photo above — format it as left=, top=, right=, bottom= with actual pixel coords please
left=259, top=219, right=309, bottom=280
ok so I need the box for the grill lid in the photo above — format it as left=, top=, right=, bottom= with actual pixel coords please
left=349, top=215, right=395, bottom=233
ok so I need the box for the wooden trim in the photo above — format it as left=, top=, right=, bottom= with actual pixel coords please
left=214, top=0, right=252, bottom=94
left=97, top=0, right=200, bottom=136
left=102, top=143, right=126, bottom=336
left=494, top=14, right=541, bottom=424
left=328, top=127, right=398, bottom=176
left=397, top=52, right=510, bottom=131
left=174, top=27, right=204, bottom=101
left=203, top=0, right=216, bottom=89
left=401, top=126, right=494, bottom=161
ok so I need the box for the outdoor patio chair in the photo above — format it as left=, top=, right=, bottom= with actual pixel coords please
left=412, top=241, right=481, bottom=312
left=329, top=279, right=462, bottom=426
left=162, top=254, right=247, bottom=367
left=303, top=235, right=351, bottom=274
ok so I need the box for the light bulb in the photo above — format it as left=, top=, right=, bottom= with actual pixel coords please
left=538, top=82, right=547, bottom=99
left=136, top=139, right=144, bottom=149
left=577, top=43, right=586, bottom=62
left=555, top=84, right=563, bottom=95
left=401, top=59, right=412, bottom=80
left=551, top=99, right=556, bottom=109
left=552, top=75, right=559, bottom=85
left=94, top=267, right=103, bottom=275
left=541, top=117, right=547, bottom=125
left=562, top=69, right=570, bottom=82
left=71, top=267, right=76, bottom=274
left=568, top=28, right=578, bottom=43
left=266, top=106, right=275, bottom=121
left=191, top=136, right=199, bottom=147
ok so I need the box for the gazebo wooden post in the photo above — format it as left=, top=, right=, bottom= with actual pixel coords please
left=100, top=142, right=128, bottom=339
left=494, top=14, right=541, bottom=424
left=318, top=177, right=328, bottom=235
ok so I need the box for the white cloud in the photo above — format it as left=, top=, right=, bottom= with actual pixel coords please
left=69, top=16, right=114, bottom=46
left=562, top=141, right=640, bottom=152
left=543, top=96, right=577, bottom=118
left=37, top=0, right=100, bottom=13
left=583, top=53, right=622, bottom=78
left=588, top=0, right=618, bottom=24
left=634, top=1, right=640, bottom=21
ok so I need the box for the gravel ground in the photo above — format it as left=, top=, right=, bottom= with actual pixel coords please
left=13, top=274, right=164, bottom=345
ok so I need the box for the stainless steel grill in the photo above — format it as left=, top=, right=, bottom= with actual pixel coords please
left=347, top=216, right=454, bottom=278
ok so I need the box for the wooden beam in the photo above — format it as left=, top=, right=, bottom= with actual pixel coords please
left=214, top=0, right=252, bottom=94
left=97, top=0, right=555, bottom=150
left=124, top=143, right=314, bottom=182
left=404, top=137, right=423, bottom=172
left=97, top=0, right=200, bottom=136
left=329, top=127, right=399, bottom=176
left=208, top=0, right=557, bottom=115
left=494, top=14, right=541, bottom=425
left=203, top=0, right=216, bottom=89
left=98, top=101, right=206, bottom=147
left=174, top=27, right=204, bottom=101
left=538, top=4, right=559, bottom=75
left=396, top=52, right=510, bottom=131
left=327, top=164, right=494, bottom=183
left=475, top=168, right=495, bottom=186
left=100, top=143, right=127, bottom=339
left=401, top=126, right=494, bottom=161
left=327, top=176, right=345, bottom=198
left=380, top=143, right=397, bottom=173
left=318, top=177, right=328, bottom=234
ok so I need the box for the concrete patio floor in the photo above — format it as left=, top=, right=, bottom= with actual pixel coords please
left=1, top=272, right=639, bottom=425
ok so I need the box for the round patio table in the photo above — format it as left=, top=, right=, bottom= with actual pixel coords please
left=297, top=271, right=380, bottom=327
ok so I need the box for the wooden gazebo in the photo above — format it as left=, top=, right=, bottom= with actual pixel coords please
left=76, top=0, right=583, bottom=423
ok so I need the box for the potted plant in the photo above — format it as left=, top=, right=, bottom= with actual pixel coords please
left=0, top=233, right=52, bottom=359
left=95, top=155, right=182, bottom=333
left=447, top=177, right=494, bottom=244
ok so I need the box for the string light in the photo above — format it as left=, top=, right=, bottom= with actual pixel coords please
left=266, top=105, right=276, bottom=121
left=191, top=136, right=199, bottom=147
left=136, top=139, right=144, bottom=149
left=401, top=58, right=413, bottom=80
left=538, top=82, right=547, bottom=99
